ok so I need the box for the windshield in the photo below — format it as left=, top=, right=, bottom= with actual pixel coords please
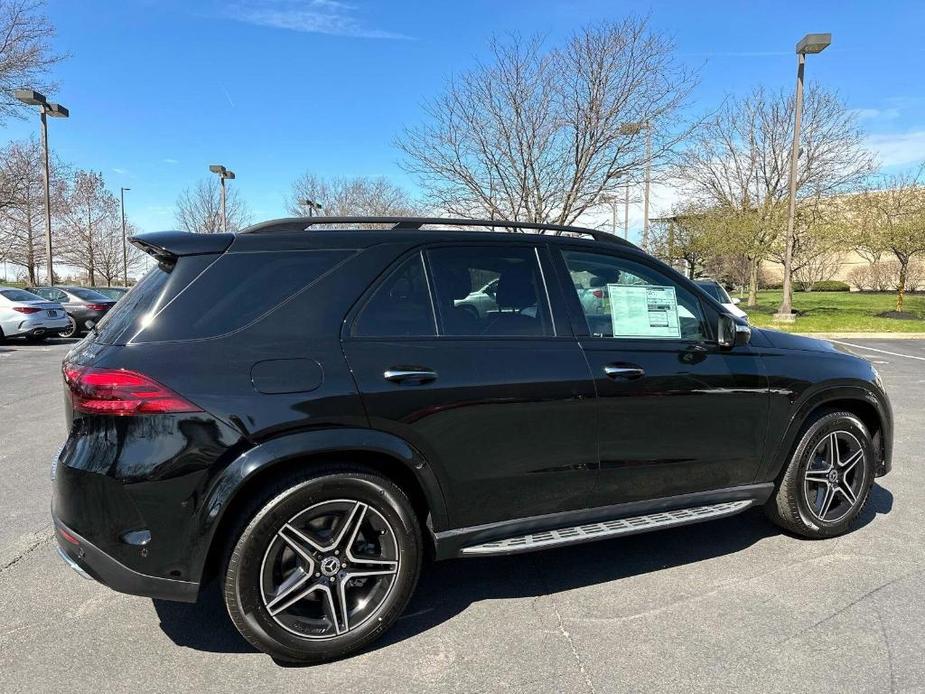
left=697, top=281, right=731, bottom=304
left=68, top=287, right=111, bottom=301
left=0, top=288, right=44, bottom=302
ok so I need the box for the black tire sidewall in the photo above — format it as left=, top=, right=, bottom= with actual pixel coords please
left=226, top=472, right=421, bottom=662
left=59, top=316, right=78, bottom=338
left=790, top=412, right=874, bottom=535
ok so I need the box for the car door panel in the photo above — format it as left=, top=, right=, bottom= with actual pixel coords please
left=553, top=246, right=770, bottom=508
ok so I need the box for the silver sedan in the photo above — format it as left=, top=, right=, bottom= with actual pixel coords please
left=0, top=287, right=71, bottom=342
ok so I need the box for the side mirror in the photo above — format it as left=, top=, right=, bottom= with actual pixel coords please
left=731, top=297, right=741, bottom=305
left=718, top=314, right=751, bottom=349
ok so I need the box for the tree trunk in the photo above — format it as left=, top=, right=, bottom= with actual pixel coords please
left=747, top=257, right=759, bottom=308
left=896, top=260, right=908, bottom=313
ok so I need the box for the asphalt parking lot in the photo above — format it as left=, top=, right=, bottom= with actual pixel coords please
left=1, top=336, right=923, bottom=693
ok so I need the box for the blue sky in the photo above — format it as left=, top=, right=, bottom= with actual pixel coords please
left=3, top=0, right=924, bottom=238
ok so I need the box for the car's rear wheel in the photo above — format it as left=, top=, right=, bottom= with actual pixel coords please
left=223, top=466, right=422, bottom=663
left=766, top=411, right=874, bottom=538
left=59, top=316, right=78, bottom=338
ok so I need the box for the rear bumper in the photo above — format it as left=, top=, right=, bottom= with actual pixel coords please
left=53, top=516, right=198, bottom=602
left=4, top=317, right=71, bottom=337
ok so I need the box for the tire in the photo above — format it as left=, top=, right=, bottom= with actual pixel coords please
left=59, top=316, right=79, bottom=339
left=223, top=466, right=422, bottom=663
left=766, top=410, right=874, bottom=539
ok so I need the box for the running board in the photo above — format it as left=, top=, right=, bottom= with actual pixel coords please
left=459, top=500, right=754, bottom=556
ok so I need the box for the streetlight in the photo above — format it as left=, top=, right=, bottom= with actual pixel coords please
left=209, top=164, right=236, bottom=232
left=14, top=89, right=68, bottom=285
left=302, top=198, right=323, bottom=217
left=120, top=187, right=131, bottom=286
left=619, top=121, right=652, bottom=250
left=775, top=32, right=831, bottom=322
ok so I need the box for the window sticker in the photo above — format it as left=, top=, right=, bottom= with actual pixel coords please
left=607, top=284, right=681, bottom=339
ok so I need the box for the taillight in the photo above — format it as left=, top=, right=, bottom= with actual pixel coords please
left=13, top=306, right=42, bottom=314
left=87, top=303, right=111, bottom=311
left=592, top=289, right=604, bottom=299
left=62, top=365, right=202, bottom=416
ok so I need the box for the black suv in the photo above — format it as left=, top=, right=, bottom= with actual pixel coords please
left=53, top=217, right=893, bottom=663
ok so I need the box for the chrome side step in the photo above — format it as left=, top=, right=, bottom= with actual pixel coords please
left=460, top=500, right=753, bottom=556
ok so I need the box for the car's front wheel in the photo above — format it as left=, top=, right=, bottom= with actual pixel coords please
left=766, top=410, right=874, bottom=538
left=223, top=466, right=422, bottom=663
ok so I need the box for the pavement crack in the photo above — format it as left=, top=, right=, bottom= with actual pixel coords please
left=529, top=555, right=596, bottom=694
left=0, top=532, right=54, bottom=576
left=873, top=606, right=898, bottom=694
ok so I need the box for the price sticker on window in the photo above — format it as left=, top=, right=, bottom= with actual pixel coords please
left=607, top=284, right=681, bottom=339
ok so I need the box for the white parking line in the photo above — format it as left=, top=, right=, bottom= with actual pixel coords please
left=829, top=340, right=925, bottom=362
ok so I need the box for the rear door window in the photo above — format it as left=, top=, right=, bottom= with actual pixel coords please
left=426, top=246, right=553, bottom=337
left=352, top=253, right=436, bottom=337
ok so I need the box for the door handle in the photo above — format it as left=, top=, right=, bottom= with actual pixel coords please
left=383, top=368, right=438, bottom=384
left=603, top=365, right=645, bottom=380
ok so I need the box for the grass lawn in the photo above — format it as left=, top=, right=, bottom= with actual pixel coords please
left=744, top=290, right=925, bottom=333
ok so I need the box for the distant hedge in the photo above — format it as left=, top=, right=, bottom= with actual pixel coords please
left=809, top=280, right=851, bottom=292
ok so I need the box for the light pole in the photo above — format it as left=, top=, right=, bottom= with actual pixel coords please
left=120, top=187, right=130, bottom=286
left=302, top=198, right=323, bottom=217
left=775, top=32, right=831, bottom=322
left=623, top=184, right=630, bottom=240
left=619, top=121, right=652, bottom=249
left=14, top=89, right=68, bottom=285
left=209, top=164, right=236, bottom=232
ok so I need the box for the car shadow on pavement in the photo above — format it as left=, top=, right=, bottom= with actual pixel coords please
left=152, top=483, right=893, bottom=660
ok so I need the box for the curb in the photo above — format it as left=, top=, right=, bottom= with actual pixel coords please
left=787, top=332, right=925, bottom=339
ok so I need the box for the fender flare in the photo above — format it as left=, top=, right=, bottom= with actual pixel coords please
left=194, top=427, right=448, bottom=575
left=760, top=382, right=891, bottom=483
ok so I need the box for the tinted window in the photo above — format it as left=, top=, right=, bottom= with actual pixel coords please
left=0, top=289, right=43, bottom=302
left=353, top=253, right=436, bottom=337
left=696, top=281, right=730, bottom=304
left=563, top=250, right=708, bottom=341
left=135, top=250, right=352, bottom=342
left=68, top=288, right=110, bottom=301
left=92, top=266, right=172, bottom=344
left=427, top=246, right=552, bottom=337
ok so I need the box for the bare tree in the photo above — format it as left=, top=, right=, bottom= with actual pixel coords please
left=397, top=18, right=696, bottom=224
left=677, top=86, right=874, bottom=306
left=286, top=173, right=419, bottom=224
left=57, top=170, right=119, bottom=286
left=0, top=0, right=62, bottom=123
left=853, top=169, right=925, bottom=312
left=0, top=136, right=67, bottom=283
left=175, top=177, right=249, bottom=233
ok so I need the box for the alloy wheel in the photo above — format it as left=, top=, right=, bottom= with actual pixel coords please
left=803, top=430, right=866, bottom=523
left=259, top=499, right=399, bottom=640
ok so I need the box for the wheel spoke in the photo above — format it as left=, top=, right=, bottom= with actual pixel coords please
left=839, top=449, right=863, bottom=475
left=315, top=582, right=348, bottom=635
left=279, top=523, right=323, bottom=561
left=805, top=467, right=831, bottom=484
left=265, top=570, right=313, bottom=616
left=330, top=501, right=367, bottom=552
left=838, top=481, right=858, bottom=505
left=818, top=483, right=836, bottom=519
left=826, top=432, right=840, bottom=468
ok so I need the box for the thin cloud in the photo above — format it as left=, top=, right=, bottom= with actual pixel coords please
left=866, top=131, right=925, bottom=168
left=113, top=167, right=128, bottom=175
left=226, top=0, right=412, bottom=40
left=851, top=107, right=901, bottom=122
left=162, top=158, right=179, bottom=165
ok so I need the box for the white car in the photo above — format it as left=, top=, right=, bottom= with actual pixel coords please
left=0, top=287, right=71, bottom=342
left=695, top=278, right=748, bottom=321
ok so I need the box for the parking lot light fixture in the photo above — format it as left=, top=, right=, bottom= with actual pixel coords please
left=302, top=198, right=323, bottom=218
left=15, top=89, right=69, bottom=285
left=776, top=33, right=832, bottom=323
left=209, top=164, right=236, bottom=232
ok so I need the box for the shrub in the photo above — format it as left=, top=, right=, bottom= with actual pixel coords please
left=846, top=265, right=870, bottom=291
left=810, top=280, right=850, bottom=292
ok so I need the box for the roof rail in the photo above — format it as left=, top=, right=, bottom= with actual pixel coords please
left=238, top=216, right=633, bottom=247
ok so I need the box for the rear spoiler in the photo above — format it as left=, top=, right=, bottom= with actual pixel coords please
left=129, top=231, right=235, bottom=264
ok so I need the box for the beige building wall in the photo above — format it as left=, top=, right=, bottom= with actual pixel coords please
left=761, top=250, right=871, bottom=284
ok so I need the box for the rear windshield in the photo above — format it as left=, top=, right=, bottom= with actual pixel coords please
left=131, top=249, right=353, bottom=343
left=697, top=282, right=730, bottom=303
left=68, top=287, right=110, bottom=301
left=0, top=288, right=43, bottom=302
